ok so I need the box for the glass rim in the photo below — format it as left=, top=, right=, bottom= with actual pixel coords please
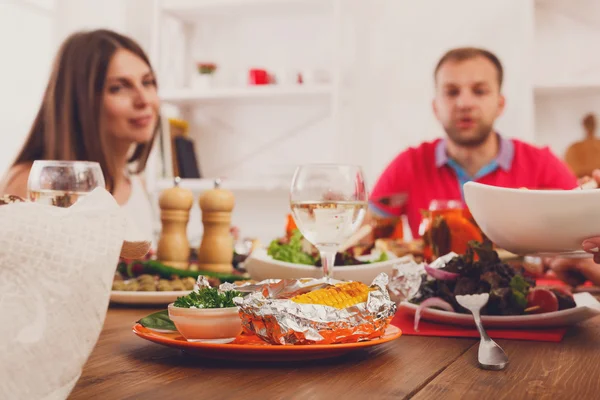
left=31, top=160, right=101, bottom=167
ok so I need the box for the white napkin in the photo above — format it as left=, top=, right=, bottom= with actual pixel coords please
left=0, top=188, right=150, bottom=400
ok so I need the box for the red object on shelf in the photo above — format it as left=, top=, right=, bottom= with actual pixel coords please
left=248, top=69, right=269, bottom=85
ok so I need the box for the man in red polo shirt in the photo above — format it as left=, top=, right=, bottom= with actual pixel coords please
left=369, top=47, right=577, bottom=239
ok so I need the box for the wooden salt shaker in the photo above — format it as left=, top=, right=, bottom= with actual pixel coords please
left=198, top=179, right=235, bottom=273
left=157, top=177, right=194, bottom=269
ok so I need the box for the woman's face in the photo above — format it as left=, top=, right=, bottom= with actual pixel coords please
left=102, top=49, right=159, bottom=145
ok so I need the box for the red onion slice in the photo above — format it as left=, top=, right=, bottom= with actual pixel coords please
left=414, top=297, right=455, bottom=331
left=424, top=264, right=459, bottom=280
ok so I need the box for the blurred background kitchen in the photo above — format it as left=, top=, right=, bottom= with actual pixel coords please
left=2, top=0, right=599, bottom=246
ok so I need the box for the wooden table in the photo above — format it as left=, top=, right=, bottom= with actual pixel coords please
left=69, top=306, right=600, bottom=400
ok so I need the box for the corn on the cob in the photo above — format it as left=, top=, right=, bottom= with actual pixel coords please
left=291, top=281, right=372, bottom=309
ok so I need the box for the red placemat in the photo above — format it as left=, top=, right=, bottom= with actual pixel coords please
left=536, top=277, right=593, bottom=288
left=391, top=309, right=567, bottom=342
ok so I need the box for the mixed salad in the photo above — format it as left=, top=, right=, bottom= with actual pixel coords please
left=267, top=230, right=389, bottom=266
left=411, top=241, right=576, bottom=317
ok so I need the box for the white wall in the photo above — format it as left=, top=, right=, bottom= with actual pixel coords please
left=533, top=0, right=600, bottom=159
left=535, top=92, right=600, bottom=159
left=0, top=0, right=55, bottom=176
left=54, top=0, right=126, bottom=43
left=534, top=0, right=600, bottom=87
left=338, top=0, right=535, bottom=184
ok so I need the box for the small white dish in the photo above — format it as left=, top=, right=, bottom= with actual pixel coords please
left=167, top=304, right=242, bottom=343
left=463, top=181, right=600, bottom=255
left=244, top=248, right=398, bottom=284
left=399, top=292, right=600, bottom=329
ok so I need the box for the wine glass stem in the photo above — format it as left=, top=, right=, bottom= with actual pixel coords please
left=320, top=250, right=336, bottom=279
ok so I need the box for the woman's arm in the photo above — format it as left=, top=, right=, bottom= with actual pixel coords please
left=0, top=163, right=32, bottom=199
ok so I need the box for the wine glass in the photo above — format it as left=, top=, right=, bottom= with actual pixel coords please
left=289, top=164, right=368, bottom=279
left=27, top=160, right=106, bottom=207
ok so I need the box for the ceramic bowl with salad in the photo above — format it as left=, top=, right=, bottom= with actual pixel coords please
left=167, top=279, right=243, bottom=343
left=244, top=230, right=398, bottom=284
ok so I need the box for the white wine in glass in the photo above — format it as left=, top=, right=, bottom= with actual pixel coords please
left=27, top=160, right=106, bottom=208
left=289, top=164, right=368, bottom=279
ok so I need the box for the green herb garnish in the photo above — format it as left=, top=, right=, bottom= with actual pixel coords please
left=267, top=229, right=316, bottom=265
left=138, top=310, right=176, bottom=331
left=368, top=252, right=389, bottom=263
left=173, top=287, right=242, bottom=309
left=509, top=275, right=530, bottom=308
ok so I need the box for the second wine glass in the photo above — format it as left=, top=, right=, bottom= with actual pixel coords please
left=27, top=160, right=105, bottom=208
left=289, top=164, right=368, bottom=279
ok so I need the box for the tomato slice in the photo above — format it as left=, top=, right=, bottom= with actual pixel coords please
left=526, top=288, right=559, bottom=314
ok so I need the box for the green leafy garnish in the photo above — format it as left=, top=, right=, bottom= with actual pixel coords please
left=369, top=252, right=389, bottom=263
left=173, top=287, right=242, bottom=309
left=138, top=310, right=176, bottom=331
left=267, top=229, right=316, bottom=265
left=510, top=275, right=530, bottom=308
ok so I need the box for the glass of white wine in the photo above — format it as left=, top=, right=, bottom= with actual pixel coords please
left=289, top=164, right=368, bottom=279
left=27, top=160, right=106, bottom=207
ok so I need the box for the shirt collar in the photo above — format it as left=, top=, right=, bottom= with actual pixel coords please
left=434, top=133, right=514, bottom=171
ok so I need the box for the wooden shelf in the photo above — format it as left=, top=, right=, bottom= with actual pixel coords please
left=534, top=83, right=600, bottom=96
left=155, top=178, right=290, bottom=193
left=160, top=85, right=332, bottom=105
left=161, top=0, right=331, bottom=20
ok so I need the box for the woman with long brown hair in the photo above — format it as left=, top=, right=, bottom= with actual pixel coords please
left=0, top=29, right=160, bottom=238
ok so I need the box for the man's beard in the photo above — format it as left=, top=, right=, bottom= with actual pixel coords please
left=444, top=121, right=494, bottom=148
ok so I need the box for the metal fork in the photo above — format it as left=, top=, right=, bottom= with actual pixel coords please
left=455, top=293, right=509, bottom=370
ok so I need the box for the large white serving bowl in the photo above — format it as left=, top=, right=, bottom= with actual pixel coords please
left=244, top=248, right=398, bottom=284
left=463, top=181, right=600, bottom=256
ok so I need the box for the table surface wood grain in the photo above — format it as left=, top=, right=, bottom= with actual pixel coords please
left=69, top=306, right=600, bottom=400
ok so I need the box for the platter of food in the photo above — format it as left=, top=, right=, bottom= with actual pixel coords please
left=111, top=290, right=193, bottom=305
left=244, top=230, right=398, bottom=284
left=132, top=324, right=402, bottom=361
left=401, top=293, right=600, bottom=329
left=134, top=274, right=402, bottom=361
left=397, top=242, right=600, bottom=329
left=111, top=259, right=250, bottom=305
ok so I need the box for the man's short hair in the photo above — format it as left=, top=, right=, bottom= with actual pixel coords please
left=434, top=47, right=503, bottom=87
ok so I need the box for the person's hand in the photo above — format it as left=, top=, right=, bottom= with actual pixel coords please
left=577, top=168, right=600, bottom=187
left=546, top=257, right=600, bottom=286
left=579, top=169, right=600, bottom=263
left=582, top=238, right=600, bottom=263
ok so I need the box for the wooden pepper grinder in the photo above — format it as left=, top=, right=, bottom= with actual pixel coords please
left=157, top=177, right=194, bottom=269
left=198, top=178, right=235, bottom=273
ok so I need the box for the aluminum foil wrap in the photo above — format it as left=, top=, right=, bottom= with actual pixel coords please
left=388, top=261, right=424, bottom=303
left=233, top=273, right=397, bottom=345
left=388, top=252, right=459, bottom=303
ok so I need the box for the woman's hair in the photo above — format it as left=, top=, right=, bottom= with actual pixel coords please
left=13, top=29, right=159, bottom=192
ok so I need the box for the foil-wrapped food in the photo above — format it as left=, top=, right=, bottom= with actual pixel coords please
left=233, top=273, right=397, bottom=345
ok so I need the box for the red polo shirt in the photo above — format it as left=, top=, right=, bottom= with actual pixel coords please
left=369, top=135, right=578, bottom=239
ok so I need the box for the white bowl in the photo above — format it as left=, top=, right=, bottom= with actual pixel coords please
left=167, top=304, right=242, bottom=343
left=244, top=248, right=398, bottom=284
left=463, top=181, right=600, bottom=255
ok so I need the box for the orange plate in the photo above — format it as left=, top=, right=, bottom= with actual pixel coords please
left=132, top=324, right=402, bottom=362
